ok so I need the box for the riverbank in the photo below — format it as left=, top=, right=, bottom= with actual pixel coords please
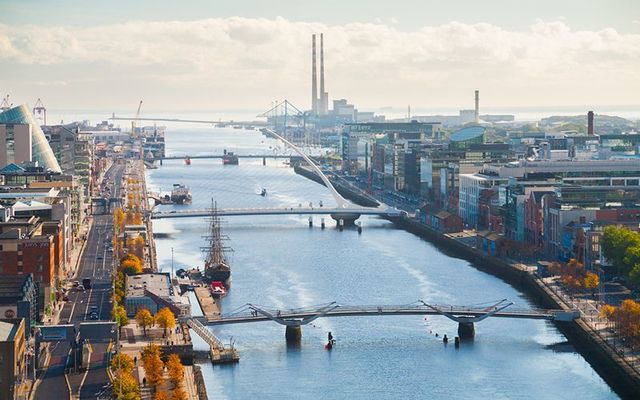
left=293, top=165, right=640, bottom=398
left=394, top=216, right=640, bottom=399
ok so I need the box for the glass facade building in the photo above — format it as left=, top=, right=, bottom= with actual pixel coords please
left=0, top=104, right=61, bottom=172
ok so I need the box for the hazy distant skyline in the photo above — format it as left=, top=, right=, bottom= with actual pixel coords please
left=1, top=0, right=639, bottom=113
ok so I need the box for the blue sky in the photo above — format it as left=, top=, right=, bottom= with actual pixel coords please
left=1, top=1, right=639, bottom=112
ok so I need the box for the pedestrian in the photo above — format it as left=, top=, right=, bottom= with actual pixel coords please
left=142, top=377, right=146, bottom=386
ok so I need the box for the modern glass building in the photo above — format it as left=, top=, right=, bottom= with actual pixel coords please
left=0, top=104, right=61, bottom=172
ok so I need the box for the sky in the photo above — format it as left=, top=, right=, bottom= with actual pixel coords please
left=1, top=0, right=639, bottom=115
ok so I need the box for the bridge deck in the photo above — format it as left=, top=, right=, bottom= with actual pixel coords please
left=151, top=206, right=396, bottom=219
left=197, top=303, right=577, bottom=325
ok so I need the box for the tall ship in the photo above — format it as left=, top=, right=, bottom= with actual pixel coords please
left=202, top=202, right=232, bottom=287
left=170, top=183, right=192, bottom=204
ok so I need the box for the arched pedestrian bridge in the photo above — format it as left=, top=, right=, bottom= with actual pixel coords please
left=191, top=299, right=580, bottom=341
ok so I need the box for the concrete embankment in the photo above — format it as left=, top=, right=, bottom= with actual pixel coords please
left=292, top=166, right=640, bottom=397
left=394, top=217, right=640, bottom=399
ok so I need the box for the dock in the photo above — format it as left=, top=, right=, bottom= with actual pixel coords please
left=194, top=285, right=221, bottom=322
left=185, top=317, right=239, bottom=365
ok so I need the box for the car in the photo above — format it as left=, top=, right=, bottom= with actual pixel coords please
left=89, top=312, right=99, bottom=320
left=96, top=255, right=103, bottom=260
left=91, top=306, right=98, bottom=313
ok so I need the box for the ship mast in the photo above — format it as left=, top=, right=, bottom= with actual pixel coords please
left=201, top=199, right=232, bottom=267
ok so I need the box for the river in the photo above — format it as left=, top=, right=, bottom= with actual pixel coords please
left=147, top=126, right=617, bottom=399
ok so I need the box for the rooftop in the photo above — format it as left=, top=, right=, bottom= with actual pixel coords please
left=0, top=320, right=21, bottom=342
left=126, top=273, right=172, bottom=298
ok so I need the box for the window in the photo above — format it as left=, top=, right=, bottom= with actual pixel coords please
left=38, top=255, right=44, bottom=262
left=37, top=264, right=43, bottom=272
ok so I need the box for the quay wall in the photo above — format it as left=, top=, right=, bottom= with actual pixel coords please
left=292, top=166, right=640, bottom=398
left=394, top=217, right=640, bottom=399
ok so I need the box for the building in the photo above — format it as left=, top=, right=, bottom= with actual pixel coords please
left=0, top=275, right=39, bottom=337
left=0, top=318, right=27, bottom=400
left=458, top=173, right=508, bottom=227
left=124, top=273, right=190, bottom=317
left=0, top=216, right=58, bottom=312
left=0, top=104, right=61, bottom=172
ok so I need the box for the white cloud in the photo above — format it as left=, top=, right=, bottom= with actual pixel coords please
left=0, top=17, right=638, bottom=109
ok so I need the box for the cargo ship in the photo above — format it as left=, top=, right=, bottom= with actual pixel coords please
left=202, top=202, right=232, bottom=287
left=222, top=150, right=239, bottom=165
left=170, top=183, right=192, bottom=204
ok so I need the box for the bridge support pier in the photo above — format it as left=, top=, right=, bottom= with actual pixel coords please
left=330, top=213, right=361, bottom=226
left=285, top=326, right=302, bottom=343
left=458, top=322, right=475, bottom=340
left=263, top=157, right=266, bottom=166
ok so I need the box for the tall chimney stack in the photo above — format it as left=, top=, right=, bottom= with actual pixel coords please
left=320, top=33, right=327, bottom=115
left=474, top=90, right=479, bottom=124
left=311, top=34, right=318, bottom=115
left=587, top=111, right=594, bottom=135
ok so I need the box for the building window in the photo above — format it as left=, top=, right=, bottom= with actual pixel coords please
left=37, top=264, right=43, bottom=272
left=38, top=255, right=44, bottom=262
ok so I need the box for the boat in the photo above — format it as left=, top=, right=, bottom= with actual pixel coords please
left=260, top=188, right=267, bottom=197
left=170, top=183, right=192, bottom=204
left=222, top=151, right=239, bottom=165
left=184, top=156, right=191, bottom=165
left=210, top=281, right=227, bottom=298
left=202, top=201, right=233, bottom=287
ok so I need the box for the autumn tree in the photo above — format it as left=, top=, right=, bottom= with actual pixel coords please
left=114, top=207, right=125, bottom=234
left=120, top=253, right=143, bottom=275
left=170, top=386, right=188, bottom=400
left=154, top=391, right=170, bottom=400
left=111, top=353, right=135, bottom=374
left=113, top=304, right=129, bottom=331
left=156, top=307, right=176, bottom=337
left=583, top=272, right=600, bottom=294
left=166, top=354, right=184, bottom=387
left=135, top=308, right=154, bottom=336
left=112, top=370, right=141, bottom=400
left=141, top=344, right=164, bottom=390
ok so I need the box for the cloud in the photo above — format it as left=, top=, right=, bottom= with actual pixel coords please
left=0, top=18, right=639, bottom=108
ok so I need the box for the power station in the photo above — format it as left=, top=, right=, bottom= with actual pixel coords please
left=311, top=33, right=329, bottom=116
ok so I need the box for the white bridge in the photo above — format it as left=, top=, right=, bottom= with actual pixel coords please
left=191, top=299, right=581, bottom=341
left=151, top=205, right=401, bottom=219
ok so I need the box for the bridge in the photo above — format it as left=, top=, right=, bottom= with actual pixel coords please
left=151, top=204, right=400, bottom=222
left=156, top=154, right=306, bottom=161
left=193, top=299, right=580, bottom=341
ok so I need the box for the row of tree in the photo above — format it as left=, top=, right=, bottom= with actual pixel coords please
left=549, top=258, right=600, bottom=293
left=600, top=299, right=640, bottom=348
left=111, top=345, right=187, bottom=400
left=602, top=226, right=640, bottom=284
left=135, top=307, right=176, bottom=337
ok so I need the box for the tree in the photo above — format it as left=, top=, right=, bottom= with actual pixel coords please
left=156, top=307, right=176, bottom=337
left=170, top=386, right=188, bottom=400
left=121, top=253, right=143, bottom=275
left=602, top=226, right=640, bottom=275
left=166, top=354, right=184, bottom=386
left=154, top=391, right=170, bottom=400
left=583, top=272, right=600, bottom=294
left=112, top=371, right=141, bottom=400
left=141, top=343, right=161, bottom=360
left=135, top=308, right=154, bottom=336
left=111, top=353, right=135, bottom=374
left=142, top=347, right=164, bottom=390
left=114, top=207, right=126, bottom=234
left=113, top=304, right=129, bottom=331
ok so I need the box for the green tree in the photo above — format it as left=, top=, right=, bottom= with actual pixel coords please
left=135, top=308, right=154, bottom=336
left=111, top=353, right=135, bottom=374
left=602, top=226, right=640, bottom=275
left=113, top=304, right=129, bottom=331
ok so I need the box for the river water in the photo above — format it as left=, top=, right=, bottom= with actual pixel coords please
left=147, top=127, right=617, bottom=399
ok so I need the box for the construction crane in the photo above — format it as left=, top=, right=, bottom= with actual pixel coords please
left=33, top=98, right=47, bottom=125
left=0, top=94, right=11, bottom=111
left=131, top=100, right=143, bottom=138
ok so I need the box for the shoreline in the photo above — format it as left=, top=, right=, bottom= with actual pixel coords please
left=293, top=164, right=640, bottom=399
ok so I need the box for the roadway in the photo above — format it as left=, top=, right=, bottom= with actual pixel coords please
left=35, top=160, right=125, bottom=400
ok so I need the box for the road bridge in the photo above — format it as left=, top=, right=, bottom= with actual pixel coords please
left=193, top=300, right=580, bottom=341
left=150, top=205, right=402, bottom=222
